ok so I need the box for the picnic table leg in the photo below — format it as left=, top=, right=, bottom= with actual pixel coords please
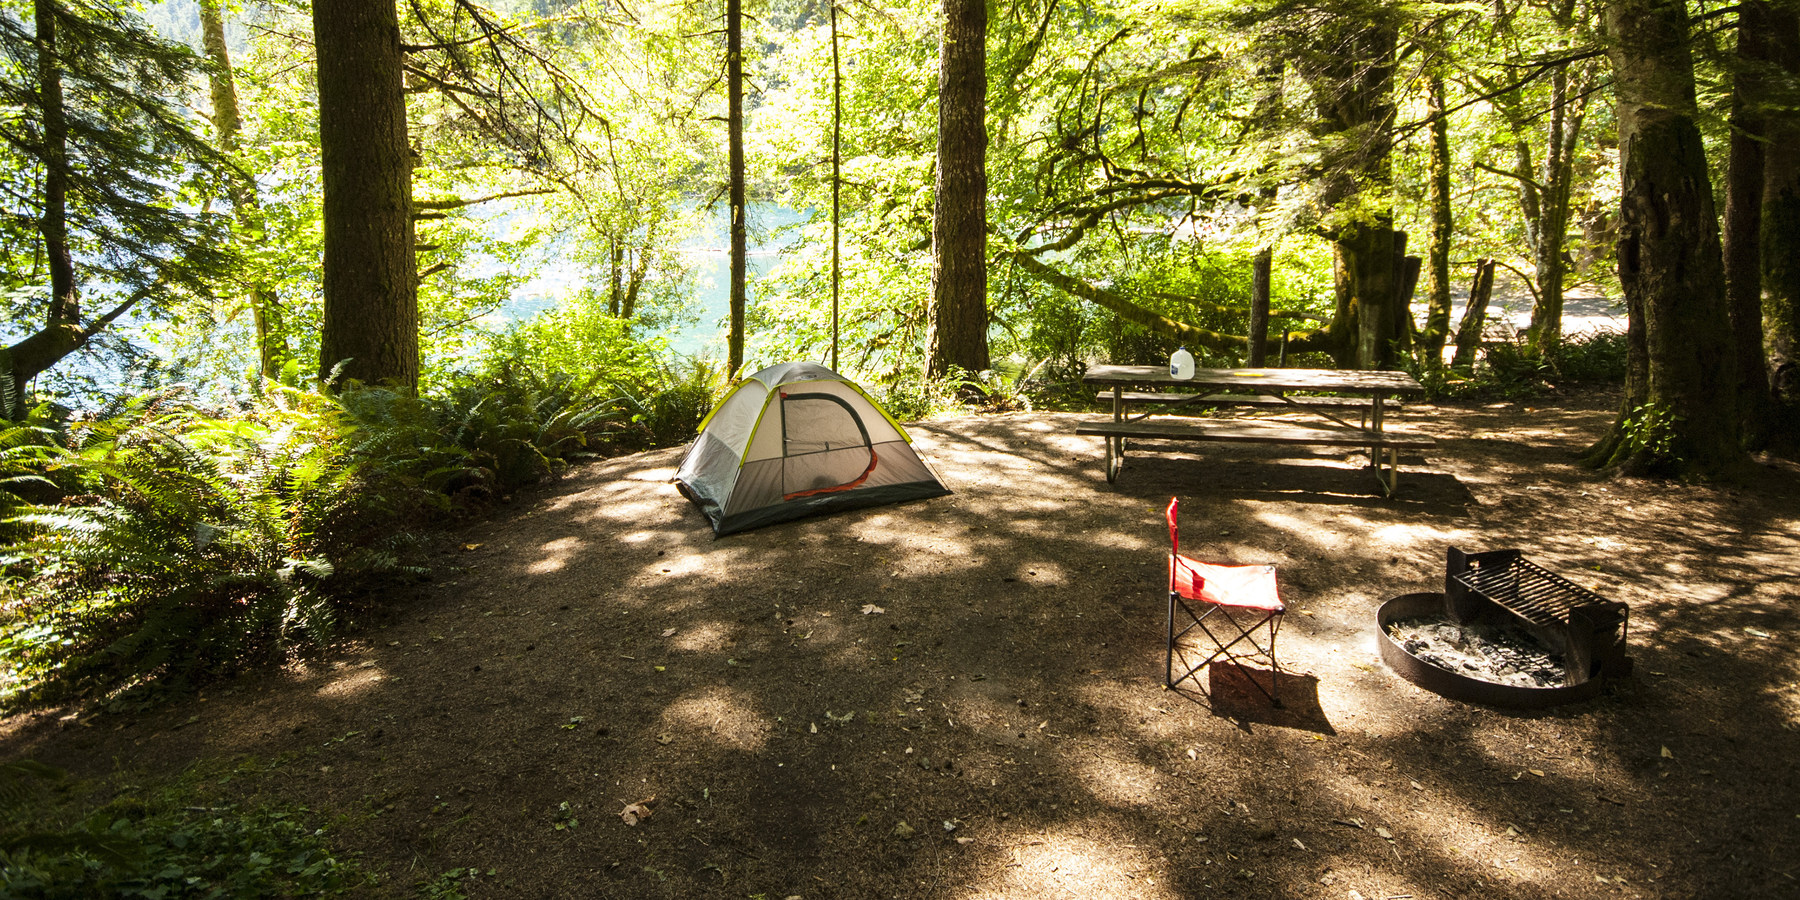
left=1369, top=395, right=1386, bottom=467
left=1107, top=386, right=1124, bottom=482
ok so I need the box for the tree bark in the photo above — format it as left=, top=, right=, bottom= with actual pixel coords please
left=1313, top=15, right=1398, bottom=370
left=1586, top=0, right=1742, bottom=476
left=1451, top=260, right=1494, bottom=372
left=1248, top=248, right=1271, bottom=367
left=1724, top=0, right=1773, bottom=446
left=1421, top=75, right=1454, bottom=368
left=727, top=0, right=747, bottom=379
left=924, top=0, right=990, bottom=380
left=314, top=0, right=418, bottom=390
left=1763, top=7, right=1800, bottom=424
left=201, top=0, right=287, bottom=381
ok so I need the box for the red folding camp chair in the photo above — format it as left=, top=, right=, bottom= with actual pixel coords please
left=1165, top=497, right=1286, bottom=705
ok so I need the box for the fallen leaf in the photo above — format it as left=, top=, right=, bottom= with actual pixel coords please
left=942, top=819, right=960, bottom=832
left=810, top=722, right=818, bottom=734
left=1660, top=746, right=1674, bottom=759
left=825, top=710, right=855, bottom=723
left=892, top=820, right=915, bottom=839
left=620, top=800, right=654, bottom=826
left=1410, top=781, right=1424, bottom=791
left=656, top=732, right=673, bottom=744
left=661, top=628, right=677, bottom=637
left=1745, top=627, right=1770, bottom=638
left=1187, top=748, right=1198, bottom=761
left=460, top=543, right=481, bottom=551
left=861, top=604, right=886, bottom=615
left=1375, top=826, right=1393, bottom=839
left=955, top=836, right=974, bottom=845
left=1292, top=838, right=1307, bottom=850
left=1528, top=769, right=1546, bottom=777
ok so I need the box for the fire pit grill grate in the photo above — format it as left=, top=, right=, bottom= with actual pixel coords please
left=1448, top=551, right=1615, bottom=628
left=1376, top=548, right=1632, bottom=708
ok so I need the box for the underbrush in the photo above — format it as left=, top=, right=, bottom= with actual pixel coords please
left=1413, top=330, right=1628, bottom=401
left=0, top=358, right=722, bottom=708
left=0, top=759, right=365, bottom=898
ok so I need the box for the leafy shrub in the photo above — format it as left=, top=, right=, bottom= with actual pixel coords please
left=1551, top=330, right=1629, bottom=383
left=618, top=358, right=722, bottom=448
left=0, top=389, right=378, bottom=702
left=0, top=760, right=361, bottom=898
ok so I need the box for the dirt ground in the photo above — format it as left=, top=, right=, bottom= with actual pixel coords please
left=6, top=387, right=1800, bottom=899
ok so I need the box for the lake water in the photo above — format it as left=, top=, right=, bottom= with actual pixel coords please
left=499, top=203, right=810, bottom=357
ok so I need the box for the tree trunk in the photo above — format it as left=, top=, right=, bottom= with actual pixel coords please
left=314, top=0, right=418, bottom=389
left=727, top=0, right=747, bottom=379
left=201, top=0, right=287, bottom=381
left=1724, top=0, right=1773, bottom=446
left=1421, top=75, right=1454, bottom=368
left=608, top=238, right=624, bottom=317
left=1248, top=248, right=1271, bottom=367
left=924, top=0, right=990, bottom=380
left=1764, top=7, right=1800, bottom=425
left=1313, top=16, right=1397, bottom=370
left=35, top=0, right=75, bottom=330
left=1451, top=260, right=1494, bottom=372
left=1586, top=0, right=1742, bottom=476
left=830, top=0, right=842, bottom=371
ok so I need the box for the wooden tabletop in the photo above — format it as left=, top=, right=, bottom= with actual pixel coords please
left=1082, top=365, right=1426, bottom=396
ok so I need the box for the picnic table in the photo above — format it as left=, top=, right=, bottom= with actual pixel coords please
left=1076, top=365, right=1435, bottom=496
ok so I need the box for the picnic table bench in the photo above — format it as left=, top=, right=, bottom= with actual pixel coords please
left=1079, top=365, right=1435, bottom=497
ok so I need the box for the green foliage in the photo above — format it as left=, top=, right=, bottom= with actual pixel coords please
left=1623, top=401, right=1679, bottom=461
left=0, top=389, right=375, bottom=702
left=0, top=760, right=361, bottom=898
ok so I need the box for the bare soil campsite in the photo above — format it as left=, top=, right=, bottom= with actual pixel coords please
left=6, top=389, right=1799, bottom=900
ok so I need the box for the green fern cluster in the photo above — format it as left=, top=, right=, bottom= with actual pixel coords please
left=0, top=388, right=377, bottom=702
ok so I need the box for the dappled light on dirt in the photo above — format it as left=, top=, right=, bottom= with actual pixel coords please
left=12, top=396, right=1800, bottom=899
left=960, top=828, right=1171, bottom=900
left=660, top=685, right=770, bottom=752
left=312, top=664, right=385, bottom=700
left=527, top=535, right=586, bottom=573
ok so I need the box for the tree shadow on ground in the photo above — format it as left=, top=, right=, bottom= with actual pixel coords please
left=5, top=395, right=1799, bottom=899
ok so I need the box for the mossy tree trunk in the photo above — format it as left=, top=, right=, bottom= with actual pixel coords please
left=1585, top=0, right=1742, bottom=476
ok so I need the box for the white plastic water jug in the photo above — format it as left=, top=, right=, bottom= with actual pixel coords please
left=1170, top=346, right=1195, bottom=380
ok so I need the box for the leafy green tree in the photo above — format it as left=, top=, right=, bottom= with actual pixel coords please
left=0, top=0, right=232, bottom=415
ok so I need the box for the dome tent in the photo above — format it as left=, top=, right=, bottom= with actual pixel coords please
left=674, top=362, right=950, bottom=535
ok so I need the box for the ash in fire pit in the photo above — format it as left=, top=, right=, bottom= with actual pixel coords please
left=1385, top=615, right=1565, bottom=688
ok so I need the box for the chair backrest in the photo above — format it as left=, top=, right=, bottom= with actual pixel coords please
left=1165, top=496, right=1180, bottom=556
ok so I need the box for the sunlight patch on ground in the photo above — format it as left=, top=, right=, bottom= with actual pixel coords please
left=669, top=621, right=734, bottom=653
left=527, top=535, right=586, bottom=574
left=1065, top=741, right=1167, bottom=811
left=314, top=664, right=385, bottom=700
left=660, top=685, right=769, bottom=752
left=959, top=827, right=1172, bottom=900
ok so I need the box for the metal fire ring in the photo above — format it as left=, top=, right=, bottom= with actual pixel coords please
left=1376, top=592, right=1606, bottom=709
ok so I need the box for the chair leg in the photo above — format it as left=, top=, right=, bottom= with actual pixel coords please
left=1165, top=591, right=1177, bottom=688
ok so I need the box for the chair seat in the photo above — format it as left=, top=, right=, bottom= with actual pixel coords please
left=1171, top=556, right=1285, bottom=612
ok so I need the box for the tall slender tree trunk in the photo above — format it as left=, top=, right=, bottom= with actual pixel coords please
left=1724, top=0, right=1773, bottom=446
left=924, top=0, right=990, bottom=380
left=2, top=1, right=83, bottom=415
left=35, top=0, right=74, bottom=330
left=313, top=0, right=418, bottom=389
left=727, top=0, right=747, bottom=379
left=830, top=1, right=842, bottom=371
left=200, top=0, right=287, bottom=381
left=1586, top=0, right=1742, bottom=476
left=1763, top=8, right=1800, bottom=424
left=1421, top=74, right=1454, bottom=367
